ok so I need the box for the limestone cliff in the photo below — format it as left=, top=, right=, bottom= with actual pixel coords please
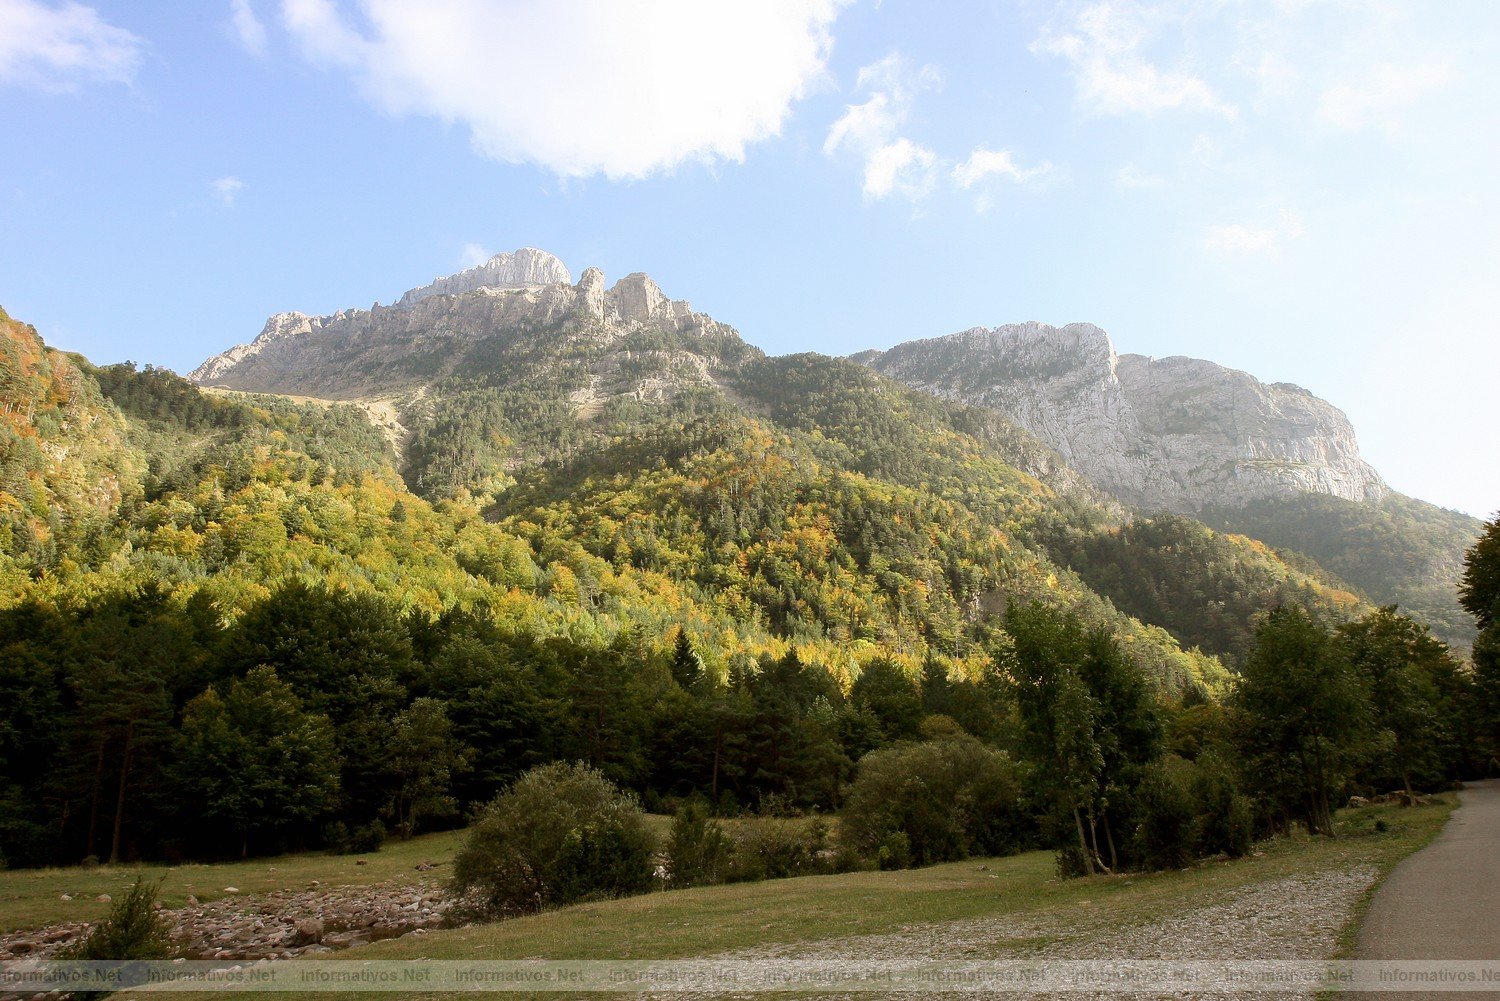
left=189, top=252, right=754, bottom=401
left=855, top=322, right=1386, bottom=512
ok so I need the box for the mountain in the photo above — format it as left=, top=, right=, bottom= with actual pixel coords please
left=854, top=321, right=1480, bottom=645
left=852, top=322, right=1384, bottom=512
left=190, top=249, right=753, bottom=402
left=176, top=250, right=1410, bottom=667
left=0, top=307, right=143, bottom=564
left=2, top=255, right=1484, bottom=866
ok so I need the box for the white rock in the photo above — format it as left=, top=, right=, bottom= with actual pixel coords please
left=860, top=321, right=1386, bottom=512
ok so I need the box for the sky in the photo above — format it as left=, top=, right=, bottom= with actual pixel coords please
left=1, top=0, right=1497, bottom=517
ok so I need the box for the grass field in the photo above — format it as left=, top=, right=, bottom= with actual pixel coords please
left=0, top=830, right=466, bottom=933
left=0, top=815, right=828, bottom=934
left=342, top=797, right=1453, bottom=965
left=10, top=795, right=1451, bottom=1000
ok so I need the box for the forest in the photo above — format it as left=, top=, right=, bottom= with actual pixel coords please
left=2, top=308, right=1496, bottom=879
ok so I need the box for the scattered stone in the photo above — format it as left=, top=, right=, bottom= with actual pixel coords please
left=4, top=873, right=452, bottom=965
left=223, top=887, right=239, bottom=894
left=59, top=895, right=71, bottom=902
left=292, top=918, right=324, bottom=946
left=355, top=859, right=367, bottom=866
left=1347, top=795, right=1371, bottom=808
left=95, top=894, right=111, bottom=903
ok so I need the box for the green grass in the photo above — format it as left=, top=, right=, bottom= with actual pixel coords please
left=347, top=797, right=1450, bottom=965
left=9, top=797, right=1456, bottom=1001
left=0, top=830, right=466, bottom=933
left=111, top=796, right=1455, bottom=1001
left=0, top=815, right=827, bottom=935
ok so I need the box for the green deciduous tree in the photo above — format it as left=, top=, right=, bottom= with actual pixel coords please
left=388, top=698, right=474, bottom=838
left=1233, top=606, right=1370, bottom=835
left=173, top=667, right=340, bottom=856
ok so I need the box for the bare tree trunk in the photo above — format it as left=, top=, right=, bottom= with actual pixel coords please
left=109, top=722, right=135, bottom=865
left=711, top=729, right=722, bottom=801
left=1073, top=807, right=1095, bottom=876
left=85, top=740, right=106, bottom=859
left=1103, top=813, right=1119, bottom=872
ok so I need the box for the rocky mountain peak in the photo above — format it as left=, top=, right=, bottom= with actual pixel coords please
left=606, top=272, right=669, bottom=324
left=396, top=248, right=572, bottom=308
left=188, top=253, right=753, bottom=400
left=859, top=321, right=1386, bottom=512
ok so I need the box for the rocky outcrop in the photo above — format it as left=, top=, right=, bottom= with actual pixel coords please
left=857, top=322, right=1386, bottom=512
left=396, top=247, right=571, bottom=307
left=189, top=251, right=757, bottom=402
left=0, top=878, right=451, bottom=964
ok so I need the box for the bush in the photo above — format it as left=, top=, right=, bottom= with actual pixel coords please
left=1055, top=843, right=1089, bottom=879
left=665, top=800, right=733, bottom=888
left=551, top=817, right=655, bottom=903
left=1191, top=753, right=1253, bottom=858
left=452, top=762, right=653, bottom=916
left=726, top=818, right=831, bottom=882
left=876, top=830, right=912, bottom=870
left=324, top=820, right=386, bottom=855
left=840, top=736, right=1025, bottom=868
left=61, top=877, right=173, bottom=960
left=1130, top=759, right=1199, bottom=871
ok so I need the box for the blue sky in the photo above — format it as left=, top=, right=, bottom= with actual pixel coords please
left=1, top=0, right=1497, bottom=517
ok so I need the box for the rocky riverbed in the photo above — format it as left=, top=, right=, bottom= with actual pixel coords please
left=0, top=876, right=451, bottom=963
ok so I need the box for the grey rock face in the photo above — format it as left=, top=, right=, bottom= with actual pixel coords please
left=859, top=321, right=1385, bottom=511
left=395, top=247, right=571, bottom=308
left=189, top=253, right=752, bottom=401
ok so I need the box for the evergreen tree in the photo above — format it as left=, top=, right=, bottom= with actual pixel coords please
left=388, top=698, right=474, bottom=838
left=173, top=667, right=340, bottom=856
left=1233, top=606, right=1370, bottom=835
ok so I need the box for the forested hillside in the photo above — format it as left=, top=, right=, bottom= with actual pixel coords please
left=0, top=301, right=1433, bottom=868
left=1202, top=494, right=1483, bottom=647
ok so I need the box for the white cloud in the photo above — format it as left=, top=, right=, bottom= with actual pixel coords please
left=1203, top=212, right=1304, bottom=257
left=1317, top=60, right=1453, bottom=134
left=279, top=0, right=847, bottom=180
left=863, top=138, right=939, bottom=200
left=826, top=56, right=1051, bottom=207
left=211, top=176, right=245, bottom=206
left=824, top=54, right=942, bottom=201
left=230, top=0, right=268, bottom=56
left=458, top=242, right=490, bottom=269
left=0, top=0, right=143, bottom=91
left=1032, top=1, right=1235, bottom=118
left=1114, top=162, right=1163, bottom=189
left=953, top=147, right=1051, bottom=188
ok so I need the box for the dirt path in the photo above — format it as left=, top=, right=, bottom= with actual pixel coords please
left=1356, top=779, right=1500, bottom=961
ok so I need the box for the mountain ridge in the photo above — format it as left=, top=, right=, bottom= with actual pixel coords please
left=178, top=251, right=1477, bottom=644
left=854, top=321, right=1386, bottom=513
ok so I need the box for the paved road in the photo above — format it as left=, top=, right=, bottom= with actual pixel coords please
left=1356, top=779, right=1500, bottom=962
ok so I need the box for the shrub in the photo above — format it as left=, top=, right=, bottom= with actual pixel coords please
left=665, top=800, right=733, bottom=888
left=452, top=762, right=653, bottom=917
left=840, top=736, right=1025, bottom=868
left=61, top=877, right=173, bottom=960
left=1130, top=759, right=1199, bottom=871
left=1191, top=753, right=1253, bottom=858
left=1055, top=843, right=1089, bottom=879
left=876, top=830, right=912, bottom=870
left=550, top=818, right=655, bottom=902
left=323, top=820, right=386, bottom=855
left=726, top=818, right=830, bottom=882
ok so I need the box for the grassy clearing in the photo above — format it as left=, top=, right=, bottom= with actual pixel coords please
left=0, top=815, right=827, bottom=935
left=0, top=830, right=466, bottom=933
left=345, top=797, right=1452, bottom=966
